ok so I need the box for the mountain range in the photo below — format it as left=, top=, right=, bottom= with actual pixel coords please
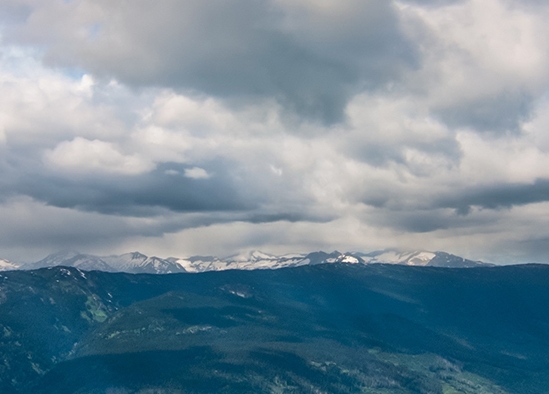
left=2, top=249, right=489, bottom=274
left=0, top=263, right=547, bottom=393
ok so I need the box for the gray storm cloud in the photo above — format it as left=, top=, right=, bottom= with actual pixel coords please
left=6, top=0, right=419, bottom=124
left=1, top=0, right=549, bottom=263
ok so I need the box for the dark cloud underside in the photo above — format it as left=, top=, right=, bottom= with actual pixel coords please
left=438, top=179, right=549, bottom=215
left=8, top=163, right=252, bottom=216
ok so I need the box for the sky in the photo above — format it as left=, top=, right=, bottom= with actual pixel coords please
left=1, top=0, right=549, bottom=264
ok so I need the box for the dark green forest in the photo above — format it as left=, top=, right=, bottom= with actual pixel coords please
left=0, top=264, right=548, bottom=393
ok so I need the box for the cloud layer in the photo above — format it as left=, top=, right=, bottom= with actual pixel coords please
left=1, top=0, right=549, bottom=263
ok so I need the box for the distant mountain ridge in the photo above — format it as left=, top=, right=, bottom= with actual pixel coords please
left=3, top=249, right=490, bottom=274
left=0, top=258, right=19, bottom=271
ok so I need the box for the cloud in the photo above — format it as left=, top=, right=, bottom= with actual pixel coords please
left=400, top=0, right=549, bottom=133
left=2, top=0, right=549, bottom=263
left=434, top=90, right=534, bottom=133
left=9, top=162, right=253, bottom=216
left=44, top=137, right=154, bottom=175
left=0, top=1, right=32, bottom=25
left=436, top=178, right=549, bottom=215
left=0, top=196, right=149, bottom=261
left=3, top=0, right=419, bottom=124
left=184, top=167, right=210, bottom=179
left=399, top=0, right=461, bottom=5
left=342, top=93, right=460, bottom=168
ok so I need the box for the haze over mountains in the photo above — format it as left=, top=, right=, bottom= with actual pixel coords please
left=2, top=249, right=490, bottom=274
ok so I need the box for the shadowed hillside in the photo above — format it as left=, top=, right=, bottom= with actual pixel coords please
left=0, top=264, right=548, bottom=393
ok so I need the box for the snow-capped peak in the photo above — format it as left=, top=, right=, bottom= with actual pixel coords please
left=223, top=250, right=277, bottom=262
left=12, top=248, right=488, bottom=275
left=365, top=250, right=436, bottom=266
left=0, top=258, right=19, bottom=271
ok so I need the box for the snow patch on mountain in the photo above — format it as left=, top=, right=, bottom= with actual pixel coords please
left=6, top=248, right=489, bottom=274
left=173, top=251, right=309, bottom=273
left=26, top=250, right=115, bottom=271
left=102, top=253, right=186, bottom=274
left=364, top=250, right=436, bottom=266
left=0, top=258, right=19, bottom=271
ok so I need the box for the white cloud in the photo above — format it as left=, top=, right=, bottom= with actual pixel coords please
left=270, top=165, right=283, bottom=176
left=0, top=46, right=132, bottom=146
left=184, top=167, right=211, bottom=179
left=456, top=131, right=549, bottom=184
left=44, top=137, right=154, bottom=175
left=397, top=0, right=549, bottom=131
